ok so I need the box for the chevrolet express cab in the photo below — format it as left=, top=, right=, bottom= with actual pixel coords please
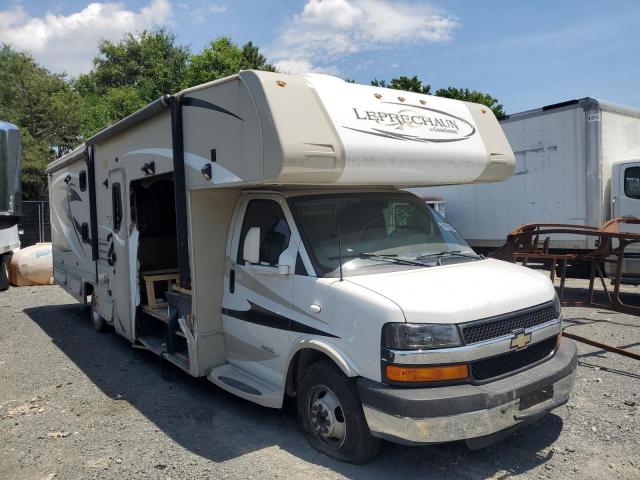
left=46, top=71, right=577, bottom=463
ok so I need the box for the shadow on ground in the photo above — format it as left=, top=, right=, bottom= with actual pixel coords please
left=560, top=285, right=640, bottom=312
left=24, top=303, right=563, bottom=479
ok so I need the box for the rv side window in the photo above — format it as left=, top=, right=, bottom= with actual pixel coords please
left=112, top=183, right=122, bottom=233
left=237, top=200, right=291, bottom=267
left=624, top=167, right=640, bottom=200
left=79, top=170, right=87, bottom=191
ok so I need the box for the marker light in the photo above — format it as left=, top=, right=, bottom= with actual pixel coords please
left=385, top=364, right=469, bottom=382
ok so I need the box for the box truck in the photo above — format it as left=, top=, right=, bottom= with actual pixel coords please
left=421, top=98, right=640, bottom=268
left=0, top=121, right=21, bottom=290
left=46, top=71, right=576, bottom=463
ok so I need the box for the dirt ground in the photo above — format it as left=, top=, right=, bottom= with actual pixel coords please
left=0, top=281, right=638, bottom=480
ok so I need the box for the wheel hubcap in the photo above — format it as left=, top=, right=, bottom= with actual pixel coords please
left=307, top=385, right=346, bottom=449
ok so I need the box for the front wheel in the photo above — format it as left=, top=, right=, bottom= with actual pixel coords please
left=297, top=360, right=380, bottom=464
left=90, top=294, right=109, bottom=332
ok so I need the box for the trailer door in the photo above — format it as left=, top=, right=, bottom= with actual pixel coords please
left=96, top=168, right=133, bottom=339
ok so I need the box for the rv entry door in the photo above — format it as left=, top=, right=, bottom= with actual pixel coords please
left=96, top=168, right=133, bottom=339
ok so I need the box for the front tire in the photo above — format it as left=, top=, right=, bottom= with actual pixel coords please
left=90, top=295, right=109, bottom=332
left=297, top=360, right=380, bottom=464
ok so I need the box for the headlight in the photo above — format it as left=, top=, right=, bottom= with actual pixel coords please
left=383, top=323, right=462, bottom=350
left=553, top=292, right=561, bottom=318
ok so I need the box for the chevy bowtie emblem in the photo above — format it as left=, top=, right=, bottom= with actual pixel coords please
left=510, top=330, right=532, bottom=350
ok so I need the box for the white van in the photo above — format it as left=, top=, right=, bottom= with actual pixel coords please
left=46, top=71, right=576, bottom=463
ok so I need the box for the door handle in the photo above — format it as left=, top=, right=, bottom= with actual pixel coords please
left=309, top=304, right=321, bottom=313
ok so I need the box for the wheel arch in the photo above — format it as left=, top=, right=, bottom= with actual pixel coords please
left=284, top=340, right=359, bottom=397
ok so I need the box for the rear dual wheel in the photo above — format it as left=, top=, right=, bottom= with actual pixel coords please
left=297, top=360, right=380, bottom=464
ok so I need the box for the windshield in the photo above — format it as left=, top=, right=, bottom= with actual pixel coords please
left=289, top=192, right=478, bottom=276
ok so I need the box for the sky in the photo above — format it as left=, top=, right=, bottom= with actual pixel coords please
left=1, top=0, right=639, bottom=114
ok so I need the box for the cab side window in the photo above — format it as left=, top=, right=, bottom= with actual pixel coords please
left=237, top=200, right=291, bottom=267
left=624, top=167, right=640, bottom=199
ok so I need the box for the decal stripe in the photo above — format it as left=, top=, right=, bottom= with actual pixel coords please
left=222, top=302, right=339, bottom=338
left=182, top=97, right=244, bottom=122
left=343, top=126, right=474, bottom=143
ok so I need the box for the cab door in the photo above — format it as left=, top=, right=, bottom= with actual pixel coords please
left=222, top=195, right=296, bottom=387
left=610, top=161, right=640, bottom=277
left=613, top=161, right=640, bottom=220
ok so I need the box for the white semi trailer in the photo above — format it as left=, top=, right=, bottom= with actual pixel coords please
left=422, top=98, right=640, bottom=266
left=47, top=71, right=576, bottom=463
left=0, top=121, right=21, bottom=290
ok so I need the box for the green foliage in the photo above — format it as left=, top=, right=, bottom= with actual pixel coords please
left=78, top=86, right=147, bottom=138
left=76, top=29, right=190, bottom=137
left=371, top=75, right=431, bottom=94
left=185, top=37, right=275, bottom=86
left=78, top=29, right=189, bottom=100
left=0, top=45, right=82, bottom=199
left=435, top=87, right=506, bottom=119
left=76, top=33, right=275, bottom=137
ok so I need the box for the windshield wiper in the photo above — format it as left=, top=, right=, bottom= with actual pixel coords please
left=329, top=252, right=424, bottom=266
left=357, top=252, right=425, bottom=266
left=416, top=250, right=482, bottom=262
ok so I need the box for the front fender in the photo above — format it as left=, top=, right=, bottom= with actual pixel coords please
left=287, top=338, right=360, bottom=378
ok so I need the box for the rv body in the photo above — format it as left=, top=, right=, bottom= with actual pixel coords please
left=0, top=121, right=21, bottom=289
left=47, top=72, right=576, bottom=463
left=422, top=99, right=640, bottom=269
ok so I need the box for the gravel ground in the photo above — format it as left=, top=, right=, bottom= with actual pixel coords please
left=0, top=282, right=639, bottom=480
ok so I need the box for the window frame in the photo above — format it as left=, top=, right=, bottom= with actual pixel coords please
left=236, top=198, right=293, bottom=269
left=111, top=182, right=123, bottom=233
left=79, top=170, right=87, bottom=192
left=624, top=166, right=640, bottom=200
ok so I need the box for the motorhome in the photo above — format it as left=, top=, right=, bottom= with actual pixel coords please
left=46, top=71, right=576, bottom=463
left=0, top=121, right=21, bottom=290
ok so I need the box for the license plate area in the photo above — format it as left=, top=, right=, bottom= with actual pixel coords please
left=519, top=385, right=554, bottom=410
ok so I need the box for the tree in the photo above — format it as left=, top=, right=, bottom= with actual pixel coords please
left=241, top=41, right=276, bottom=73
left=78, top=29, right=190, bottom=100
left=435, top=87, right=506, bottom=119
left=371, top=75, right=431, bottom=94
left=185, top=37, right=275, bottom=86
left=0, top=45, right=82, bottom=199
left=76, top=29, right=190, bottom=136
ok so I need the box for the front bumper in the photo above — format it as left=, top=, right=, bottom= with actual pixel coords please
left=358, top=338, right=577, bottom=445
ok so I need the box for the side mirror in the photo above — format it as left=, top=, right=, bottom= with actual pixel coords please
left=277, top=247, right=296, bottom=275
left=243, top=227, right=260, bottom=264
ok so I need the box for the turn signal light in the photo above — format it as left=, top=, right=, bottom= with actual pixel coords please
left=386, top=364, right=469, bottom=382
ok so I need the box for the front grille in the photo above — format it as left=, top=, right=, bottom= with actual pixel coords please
left=462, top=304, right=556, bottom=344
left=470, top=337, right=557, bottom=381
